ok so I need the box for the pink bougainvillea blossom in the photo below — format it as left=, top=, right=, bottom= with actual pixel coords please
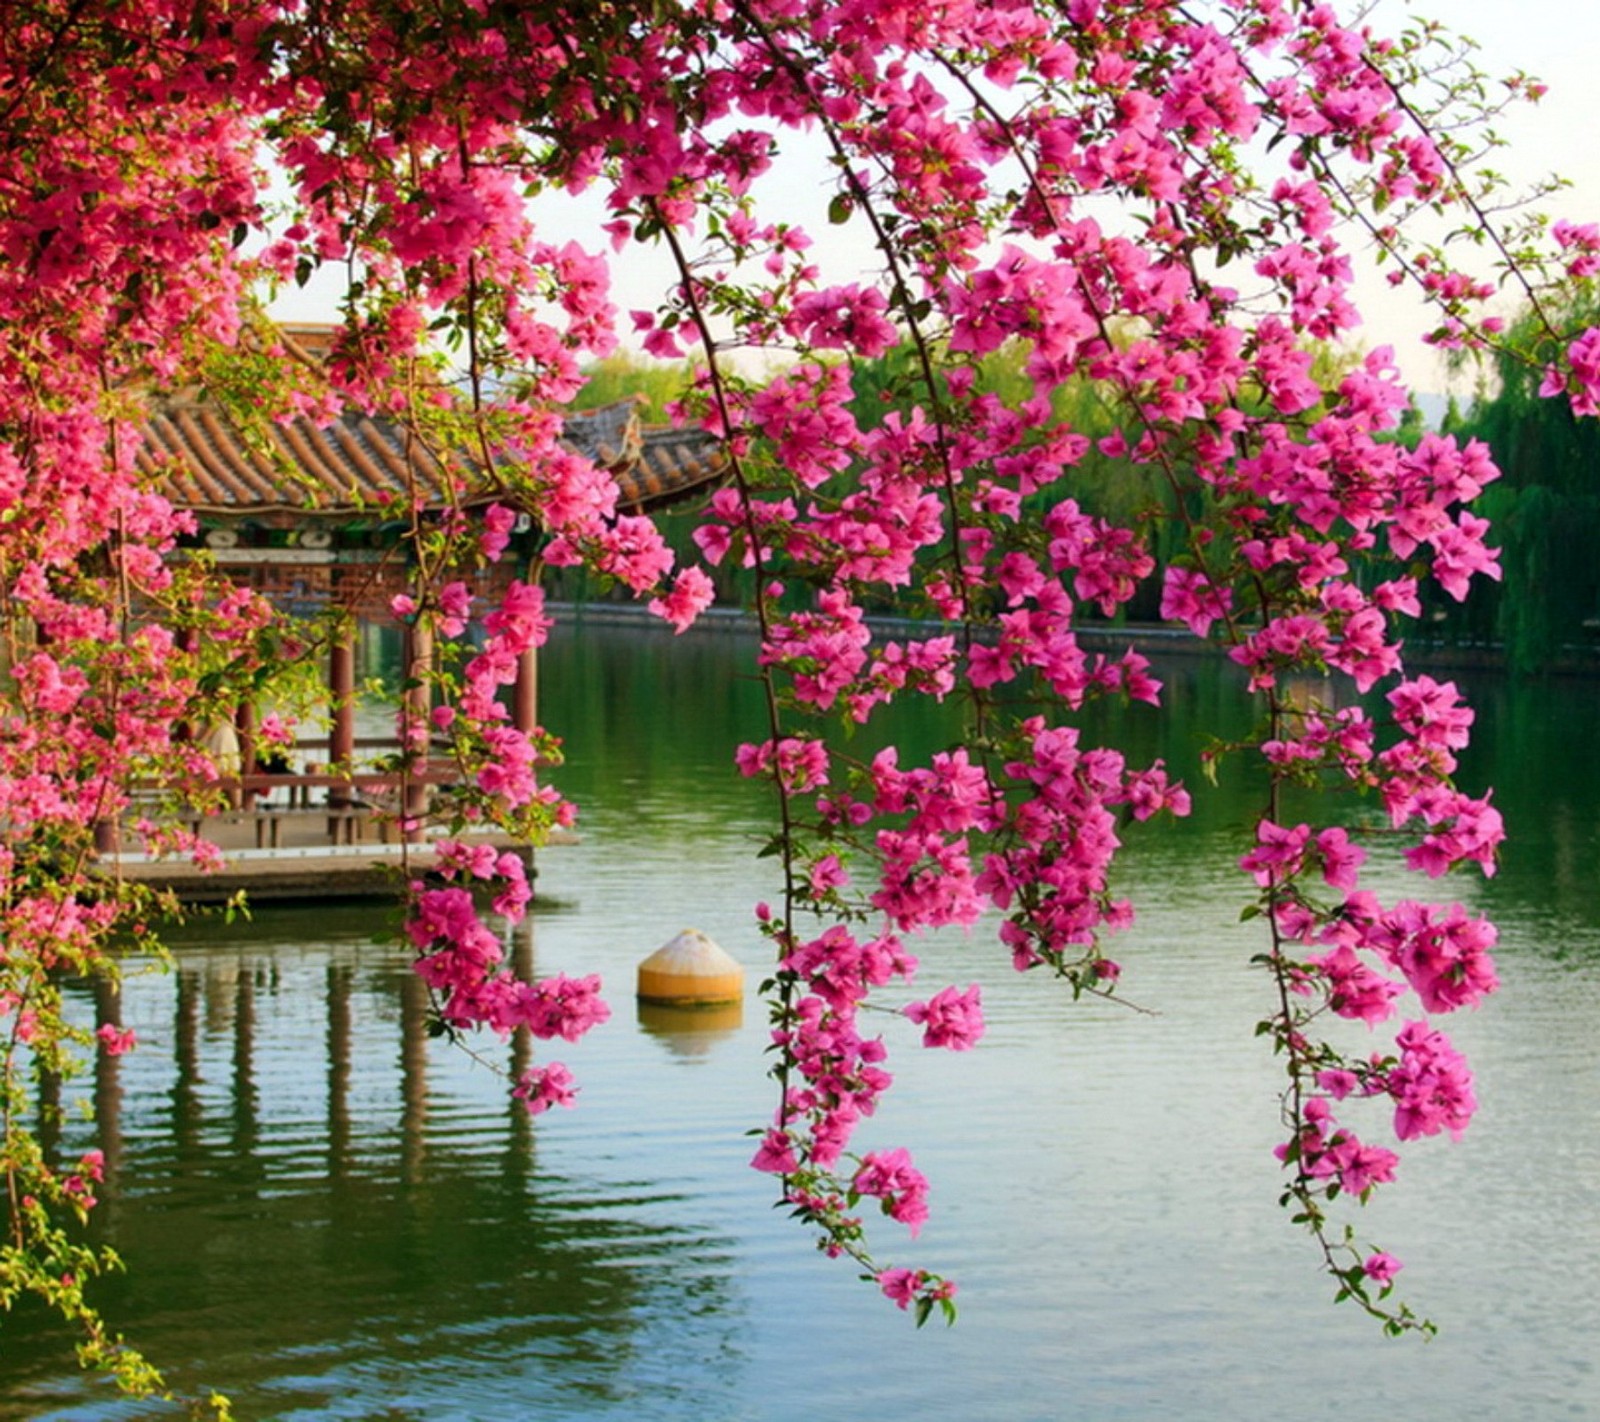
left=905, top=985, right=985, bottom=1051
left=4, top=0, right=1583, bottom=1377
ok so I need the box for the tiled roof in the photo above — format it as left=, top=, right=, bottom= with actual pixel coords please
left=140, top=404, right=450, bottom=515
left=617, top=420, right=729, bottom=513
left=139, top=390, right=725, bottom=520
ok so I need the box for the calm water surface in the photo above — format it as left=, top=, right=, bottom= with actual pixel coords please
left=3, top=620, right=1598, bottom=1420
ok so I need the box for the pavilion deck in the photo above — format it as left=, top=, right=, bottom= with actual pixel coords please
left=94, top=766, right=570, bottom=904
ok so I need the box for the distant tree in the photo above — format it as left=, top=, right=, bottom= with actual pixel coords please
left=1444, top=300, right=1600, bottom=669
left=569, top=353, right=694, bottom=423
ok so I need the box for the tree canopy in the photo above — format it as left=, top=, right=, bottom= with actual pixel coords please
left=1, top=0, right=1595, bottom=1405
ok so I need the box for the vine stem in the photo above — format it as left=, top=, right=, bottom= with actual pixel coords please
left=648, top=203, right=804, bottom=1127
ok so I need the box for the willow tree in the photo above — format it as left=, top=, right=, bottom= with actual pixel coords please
left=0, top=1, right=1591, bottom=1406
left=1435, top=295, right=1600, bottom=669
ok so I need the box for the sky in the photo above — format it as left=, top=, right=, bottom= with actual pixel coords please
left=271, top=0, right=1600, bottom=398
left=1352, top=0, right=1600, bottom=390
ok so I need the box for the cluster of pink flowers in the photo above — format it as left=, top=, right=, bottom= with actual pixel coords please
left=61, top=1150, right=107, bottom=1215
left=736, top=736, right=832, bottom=794
left=9, top=0, right=1597, bottom=1355
left=981, top=721, right=1159, bottom=973
left=1384, top=1021, right=1479, bottom=1143
left=905, top=985, right=985, bottom=1051
left=96, top=1024, right=138, bottom=1057
left=1279, top=1097, right=1400, bottom=1200
left=853, top=1149, right=931, bottom=1237
left=512, top=1063, right=580, bottom=1116
left=877, top=1266, right=958, bottom=1315
left=1240, top=822, right=1366, bottom=892
left=405, top=844, right=607, bottom=1107
left=645, top=0, right=1542, bottom=1320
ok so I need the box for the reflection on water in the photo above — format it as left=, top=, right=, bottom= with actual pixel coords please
left=4, top=915, right=741, bottom=1422
left=3, top=621, right=1599, bottom=1421
left=636, top=1001, right=745, bottom=1063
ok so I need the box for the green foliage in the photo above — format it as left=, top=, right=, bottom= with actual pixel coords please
left=1444, top=300, right=1600, bottom=672
left=570, top=353, right=694, bottom=422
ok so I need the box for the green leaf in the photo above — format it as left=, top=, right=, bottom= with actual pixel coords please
left=828, top=193, right=854, bottom=225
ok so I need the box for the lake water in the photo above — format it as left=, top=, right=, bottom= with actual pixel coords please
left=3, top=618, right=1598, bottom=1420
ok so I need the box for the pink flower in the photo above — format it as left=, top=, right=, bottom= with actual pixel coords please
left=808, top=854, right=849, bottom=897
left=1382, top=1021, right=1477, bottom=1142
left=1315, top=827, right=1365, bottom=891
left=787, top=284, right=897, bottom=357
left=905, top=984, right=984, bottom=1051
left=1160, top=564, right=1232, bottom=637
left=877, top=1267, right=921, bottom=1310
left=1239, top=820, right=1312, bottom=885
left=258, top=712, right=295, bottom=746
left=437, top=580, right=473, bottom=637
left=1315, top=1069, right=1361, bottom=1100
left=1309, top=944, right=1401, bottom=1025
left=518, top=973, right=612, bottom=1043
left=750, top=1129, right=799, bottom=1175
left=482, top=581, right=552, bottom=655
left=96, top=1023, right=137, bottom=1056
left=1363, top=1252, right=1403, bottom=1286
left=648, top=566, right=716, bottom=633
left=512, top=1063, right=578, bottom=1115
left=480, top=503, right=517, bottom=561
left=735, top=737, right=831, bottom=793
left=853, top=1148, right=930, bottom=1237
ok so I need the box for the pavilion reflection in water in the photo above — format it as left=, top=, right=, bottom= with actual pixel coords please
left=6, top=908, right=743, bottom=1420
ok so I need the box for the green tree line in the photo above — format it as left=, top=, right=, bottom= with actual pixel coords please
left=1432, top=304, right=1600, bottom=672
left=566, top=334, right=1598, bottom=677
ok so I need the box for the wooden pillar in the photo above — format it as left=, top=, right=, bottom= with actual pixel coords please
left=513, top=646, right=538, bottom=736
left=235, top=700, right=258, bottom=812
left=402, top=618, right=433, bottom=842
left=93, top=815, right=119, bottom=857
left=328, top=625, right=356, bottom=830
left=36, top=1057, right=61, bottom=1166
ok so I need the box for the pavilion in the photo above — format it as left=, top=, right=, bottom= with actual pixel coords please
left=107, top=325, right=726, bottom=894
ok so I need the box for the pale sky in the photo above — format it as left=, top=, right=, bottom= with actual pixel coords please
left=1352, top=0, right=1600, bottom=390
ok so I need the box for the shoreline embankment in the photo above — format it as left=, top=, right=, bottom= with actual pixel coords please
left=549, top=599, right=1591, bottom=677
